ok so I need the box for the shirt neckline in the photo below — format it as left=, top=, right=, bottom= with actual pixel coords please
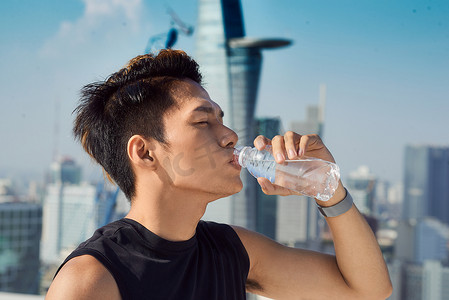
left=120, top=218, right=198, bottom=253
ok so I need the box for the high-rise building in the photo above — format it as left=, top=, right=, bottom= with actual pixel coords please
left=196, top=0, right=291, bottom=230
left=394, top=260, right=449, bottom=300
left=395, top=218, right=449, bottom=264
left=0, top=202, right=42, bottom=294
left=415, top=218, right=449, bottom=263
left=402, top=145, right=449, bottom=225
left=346, top=166, right=376, bottom=215
left=41, top=158, right=129, bottom=265
left=402, top=263, right=423, bottom=300
left=94, top=182, right=129, bottom=228
left=41, top=182, right=96, bottom=265
left=49, top=157, right=82, bottom=185
left=0, top=179, right=17, bottom=203
left=276, top=93, right=325, bottom=246
left=41, top=158, right=97, bottom=265
left=386, top=260, right=402, bottom=300
left=254, top=117, right=281, bottom=240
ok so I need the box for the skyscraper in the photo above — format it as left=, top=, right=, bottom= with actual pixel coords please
left=276, top=91, right=325, bottom=246
left=395, top=260, right=449, bottom=300
left=346, top=166, right=376, bottom=215
left=0, top=202, right=42, bottom=294
left=254, top=117, right=281, bottom=240
left=49, top=157, right=82, bottom=185
left=41, top=182, right=96, bottom=265
left=41, top=159, right=97, bottom=265
left=395, top=218, right=449, bottom=263
left=196, top=0, right=291, bottom=229
left=402, top=145, right=449, bottom=225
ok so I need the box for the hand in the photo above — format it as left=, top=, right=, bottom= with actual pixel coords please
left=254, top=131, right=335, bottom=163
left=253, top=132, right=343, bottom=200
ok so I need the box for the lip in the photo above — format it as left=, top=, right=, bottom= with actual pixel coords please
left=229, top=155, right=242, bottom=171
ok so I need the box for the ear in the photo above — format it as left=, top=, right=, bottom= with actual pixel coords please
left=127, top=135, right=157, bottom=170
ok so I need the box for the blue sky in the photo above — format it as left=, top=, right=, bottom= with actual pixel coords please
left=0, top=0, right=448, bottom=185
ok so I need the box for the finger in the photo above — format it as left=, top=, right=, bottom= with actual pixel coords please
left=284, top=131, right=302, bottom=159
left=298, top=134, right=320, bottom=157
left=254, top=135, right=271, bottom=150
left=257, top=177, right=272, bottom=194
left=271, top=135, right=286, bottom=163
left=257, top=178, right=296, bottom=196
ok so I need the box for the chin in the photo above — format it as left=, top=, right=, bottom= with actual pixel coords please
left=234, top=181, right=243, bottom=193
left=225, top=180, right=244, bottom=196
left=228, top=177, right=243, bottom=193
left=209, top=181, right=243, bottom=201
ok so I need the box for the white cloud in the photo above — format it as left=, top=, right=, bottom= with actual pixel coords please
left=84, top=0, right=140, bottom=20
left=40, top=0, right=144, bottom=58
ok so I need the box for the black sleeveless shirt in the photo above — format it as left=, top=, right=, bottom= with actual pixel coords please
left=55, top=219, right=250, bottom=300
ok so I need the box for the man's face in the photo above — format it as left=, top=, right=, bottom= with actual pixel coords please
left=157, top=79, right=243, bottom=200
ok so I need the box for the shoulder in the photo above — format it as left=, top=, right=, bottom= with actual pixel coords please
left=198, top=221, right=243, bottom=245
left=46, top=255, right=121, bottom=300
left=230, top=226, right=284, bottom=278
left=199, top=221, right=250, bottom=263
left=230, top=225, right=280, bottom=251
left=230, top=225, right=292, bottom=271
left=198, top=220, right=230, bottom=231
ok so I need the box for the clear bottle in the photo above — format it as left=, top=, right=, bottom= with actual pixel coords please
left=233, top=146, right=340, bottom=201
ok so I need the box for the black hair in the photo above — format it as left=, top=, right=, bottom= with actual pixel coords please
left=73, top=50, right=202, bottom=200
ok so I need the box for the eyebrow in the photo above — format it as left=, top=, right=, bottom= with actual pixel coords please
left=193, top=106, right=224, bottom=118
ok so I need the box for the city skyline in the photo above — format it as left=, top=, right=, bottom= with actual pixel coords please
left=1, top=1, right=449, bottom=298
left=1, top=0, right=448, bottom=186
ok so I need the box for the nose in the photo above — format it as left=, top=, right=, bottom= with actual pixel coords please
left=219, top=126, right=238, bottom=148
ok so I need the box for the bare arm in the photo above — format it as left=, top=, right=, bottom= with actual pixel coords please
left=46, top=255, right=121, bottom=300
left=234, top=133, right=392, bottom=300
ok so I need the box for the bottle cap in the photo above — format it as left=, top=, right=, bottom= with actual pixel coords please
left=237, top=146, right=251, bottom=167
left=233, top=147, right=242, bottom=166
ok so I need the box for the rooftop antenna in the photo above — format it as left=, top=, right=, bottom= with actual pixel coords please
left=318, top=84, right=327, bottom=138
left=52, top=98, right=61, bottom=162
left=319, top=84, right=326, bottom=124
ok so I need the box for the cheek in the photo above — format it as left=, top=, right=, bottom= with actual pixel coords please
left=174, top=137, right=221, bottom=170
left=163, top=150, right=215, bottom=183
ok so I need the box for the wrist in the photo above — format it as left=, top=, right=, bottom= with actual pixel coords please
left=316, top=186, right=353, bottom=218
left=315, top=181, right=346, bottom=207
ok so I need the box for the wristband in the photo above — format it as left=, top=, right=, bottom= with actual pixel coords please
left=317, top=188, right=353, bottom=218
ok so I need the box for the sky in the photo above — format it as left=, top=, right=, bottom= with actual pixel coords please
left=0, top=0, right=448, bottom=187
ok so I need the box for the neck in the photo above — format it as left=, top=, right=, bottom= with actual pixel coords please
left=126, top=184, right=211, bottom=242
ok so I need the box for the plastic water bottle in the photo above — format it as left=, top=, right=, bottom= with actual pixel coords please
left=233, top=146, right=340, bottom=201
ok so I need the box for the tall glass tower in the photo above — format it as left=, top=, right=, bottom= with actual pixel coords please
left=0, top=202, right=42, bottom=294
left=276, top=97, right=325, bottom=246
left=196, top=0, right=291, bottom=229
left=254, top=117, right=281, bottom=239
left=403, top=145, right=449, bottom=225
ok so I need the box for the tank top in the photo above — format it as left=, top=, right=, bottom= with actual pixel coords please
left=55, top=219, right=250, bottom=300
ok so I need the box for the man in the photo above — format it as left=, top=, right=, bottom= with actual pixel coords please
left=46, top=50, right=392, bottom=299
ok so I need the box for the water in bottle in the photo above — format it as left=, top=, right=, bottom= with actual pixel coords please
left=233, top=146, right=340, bottom=201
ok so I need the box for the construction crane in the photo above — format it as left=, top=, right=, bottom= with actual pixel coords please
left=145, top=6, right=194, bottom=53
left=94, top=181, right=121, bottom=227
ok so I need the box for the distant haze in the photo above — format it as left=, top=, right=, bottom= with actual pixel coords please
left=1, top=0, right=448, bottom=186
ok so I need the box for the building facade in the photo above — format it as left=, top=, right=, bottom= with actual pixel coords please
left=197, top=0, right=290, bottom=230
left=49, top=157, right=81, bottom=185
left=0, top=202, right=42, bottom=294
left=389, top=260, right=449, bottom=300
left=41, top=158, right=97, bottom=265
left=276, top=97, right=325, bottom=246
left=254, top=117, right=281, bottom=240
left=395, top=218, right=449, bottom=264
left=346, top=166, right=376, bottom=215
left=402, top=145, right=449, bottom=225
left=41, top=182, right=96, bottom=265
